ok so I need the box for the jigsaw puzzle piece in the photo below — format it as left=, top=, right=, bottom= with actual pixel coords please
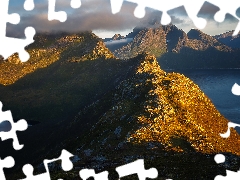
left=20, top=149, right=74, bottom=180
left=214, top=170, right=240, bottom=180
left=48, top=0, right=82, bottom=22
left=206, top=0, right=240, bottom=35
left=79, top=169, right=109, bottom=180
left=214, top=154, right=226, bottom=164
left=24, top=0, right=35, bottom=11
left=0, top=0, right=36, bottom=62
left=116, top=159, right=158, bottom=180
left=0, top=102, right=28, bottom=150
left=0, top=0, right=20, bottom=36
left=1, top=27, right=35, bottom=62
left=110, top=0, right=184, bottom=25
left=110, top=0, right=124, bottom=14
left=232, top=83, right=240, bottom=96
left=234, top=22, right=240, bottom=36
left=20, top=164, right=51, bottom=180
left=220, top=122, right=240, bottom=138
left=0, top=156, right=15, bottom=180
left=43, top=149, right=74, bottom=172
left=206, top=0, right=240, bottom=22
left=71, top=0, right=81, bottom=9
left=48, top=0, right=67, bottom=22
left=183, top=0, right=207, bottom=29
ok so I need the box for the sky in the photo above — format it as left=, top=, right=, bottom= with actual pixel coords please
left=7, top=0, right=240, bottom=38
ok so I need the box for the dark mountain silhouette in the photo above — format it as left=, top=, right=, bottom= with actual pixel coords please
left=214, top=30, right=240, bottom=48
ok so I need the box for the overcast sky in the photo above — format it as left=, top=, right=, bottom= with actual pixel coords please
left=7, top=0, right=240, bottom=38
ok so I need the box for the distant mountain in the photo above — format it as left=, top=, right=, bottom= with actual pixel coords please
left=214, top=30, right=240, bottom=48
left=104, top=34, right=125, bottom=42
left=56, top=53, right=240, bottom=179
left=103, top=34, right=133, bottom=52
left=111, top=24, right=240, bottom=69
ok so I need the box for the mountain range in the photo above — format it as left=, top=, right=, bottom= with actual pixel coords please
left=1, top=25, right=240, bottom=179
left=106, top=24, right=240, bottom=69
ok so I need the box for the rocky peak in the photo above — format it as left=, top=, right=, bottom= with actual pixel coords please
left=112, top=34, right=125, bottom=40
left=113, top=24, right=234, bottom=59
left=114, top=25, right=184, bottom=59
left=75, top=53, right=240, bottom=168
left=171, top=28, right=233, bottom=52
left=187, top=28, right=203, bottom=40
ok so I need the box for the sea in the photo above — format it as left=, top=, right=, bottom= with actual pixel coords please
left=166, top=69, right=240, bottom=133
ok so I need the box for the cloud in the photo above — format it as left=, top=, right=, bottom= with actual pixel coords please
left=6, top=0, right=239, bottom=38
left=197, top=1, right=237, bottom=24
left=171, top=15, right=185, bottom=24
left=7, top=0, right=142, bottom=37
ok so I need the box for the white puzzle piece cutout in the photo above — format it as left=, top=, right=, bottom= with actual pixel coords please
left=0, top=101, right=28, bottom=150
left=0, top=0, right=35, bottom=62
left=19, top=149, right=74, bottom=180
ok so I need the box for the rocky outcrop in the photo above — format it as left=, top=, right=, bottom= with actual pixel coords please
left=112, top=34, right=125, bottom=40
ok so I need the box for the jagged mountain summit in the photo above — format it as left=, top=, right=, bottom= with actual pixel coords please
left=104, top=34, right=125, bottom=42
left=108, top=24, right=240, bottom=69
left=66, top=53, right=240, bottom=179
left=112, top=24, right=232, bottom=59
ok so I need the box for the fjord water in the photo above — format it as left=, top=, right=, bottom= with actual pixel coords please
left=167, top=69, right=240, bottom=133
